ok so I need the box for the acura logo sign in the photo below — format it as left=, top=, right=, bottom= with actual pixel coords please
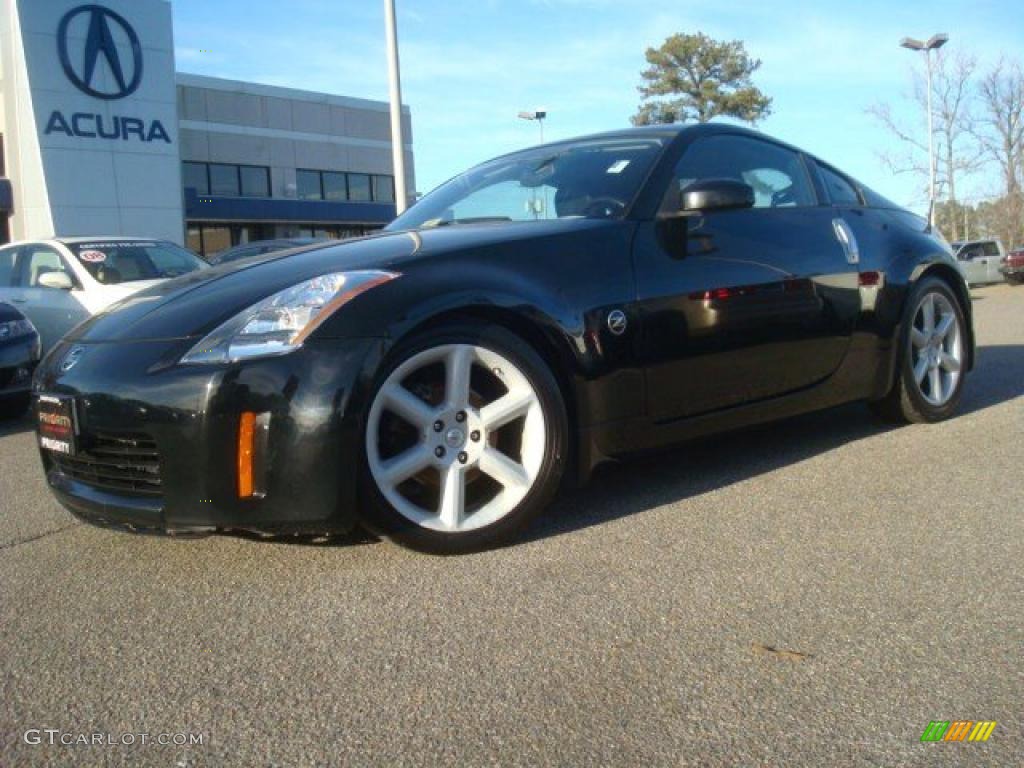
left=57, top=5, right=143, bottom=100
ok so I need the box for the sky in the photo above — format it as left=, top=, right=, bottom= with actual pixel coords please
left=171, top=0, right=1024, bottom=215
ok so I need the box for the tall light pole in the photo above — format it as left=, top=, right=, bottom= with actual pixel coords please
left=518, top=110, right=547, bottom=144
left=900, top=33, right=948, bottom=228
left=384, top=0, right=408, bottom=214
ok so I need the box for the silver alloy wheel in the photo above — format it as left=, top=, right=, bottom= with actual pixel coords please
left=366, top=344, right=546, bottom=532
left=909, top=291, right=963, bottom=407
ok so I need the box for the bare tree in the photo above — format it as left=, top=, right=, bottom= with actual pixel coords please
left=973, top=58, right=1024, bottom=247
left=868, top=50, right=982, bottom=240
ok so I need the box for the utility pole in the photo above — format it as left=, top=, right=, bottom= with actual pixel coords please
left=384, top=0, right=408, bottom=214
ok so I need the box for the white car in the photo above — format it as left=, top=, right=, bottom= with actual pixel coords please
left=0, top=237, right=208, bottom=351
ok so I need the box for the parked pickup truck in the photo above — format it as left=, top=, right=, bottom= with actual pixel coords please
left=952, top=239, right=1006, bottom=286
left=1001, top=245, right=1024, bottom=285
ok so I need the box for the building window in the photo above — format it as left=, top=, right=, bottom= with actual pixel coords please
left=323, top=172, right=347, bottom=202
left=184, top=162, right=271, bottom=198
left=348, top=173, right=372, bottom=202
left=294, top=169, right=394, bottom=203
left=373, top=175, right=395, bottom=203
left=186, top=225, right=203, bottom=255
left=297, top=169, right=322, bottom=200
left=240, top=165, right=270, bottom=198
left=182, top=162, right=209, bottom=195
left=209, top=163, right=240, bottom=197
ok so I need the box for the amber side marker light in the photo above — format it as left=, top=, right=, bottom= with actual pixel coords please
left=238, top=412, right=257, bottom=498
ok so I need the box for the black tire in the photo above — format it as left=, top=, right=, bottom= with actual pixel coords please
left=0, top=393, right=31, bottom=420
left=870, top=276, right=967, bottom=424
left=358, top=322, right=568, bottom=554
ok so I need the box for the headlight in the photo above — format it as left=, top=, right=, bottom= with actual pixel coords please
left=181, top=270, right=398, bottom=364
left=0, top=318, right=35, bottom=340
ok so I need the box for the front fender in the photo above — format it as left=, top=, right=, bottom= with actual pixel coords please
left=311, top=222, right=643, bottom=432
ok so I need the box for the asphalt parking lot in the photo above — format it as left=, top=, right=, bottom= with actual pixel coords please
left=1, top=284, right=1022, bottom=767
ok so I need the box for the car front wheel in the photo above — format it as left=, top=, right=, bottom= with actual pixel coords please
left=360, top=323, right=567, bottom=554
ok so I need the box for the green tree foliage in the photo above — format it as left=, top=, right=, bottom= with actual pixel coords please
left=632, top=33, right=772, bottom=126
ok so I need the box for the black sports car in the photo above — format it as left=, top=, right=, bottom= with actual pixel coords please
left=32, top=125, right=973, bottom=553
left=208, top=238, right=326, bottom=266
left=1, top=302, right=41, bottom=418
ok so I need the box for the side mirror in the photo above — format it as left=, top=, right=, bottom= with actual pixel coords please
left=681, top=179, right=755, bottom=213
left=38, top=271, right=73, bottom=290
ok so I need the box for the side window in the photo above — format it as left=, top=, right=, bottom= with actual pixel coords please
left=0, top=245, right=18, bottom=286
left=666, top=135, right=815, bottom=210
left=20, top=245, right=72, bottom=287
left=982, top=242, right=1001, bottom=257
left=818, top=165, right=861, bottom=206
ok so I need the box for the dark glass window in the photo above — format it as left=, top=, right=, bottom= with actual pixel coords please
left=239, top=166, right=270, bottom=198
left=668, top=135, right=815, bottom=210
left=0, top=245, right=18, bottom=286
left=819, top=165, right=861, bottom=206
left=373, top=175, right=395, bottom=203
left=348, top=173, right=372, bottom=202
left=182, top=162, right=209, bottom=195
left=186, top=226, right=203, bottom=257
left=22, top=245, right=72, bottom=287
left=297, top=170, right=322, bottom=200
left=323, top=172, right=348, bottom=202
left=209, top=164, right=240, bottom=197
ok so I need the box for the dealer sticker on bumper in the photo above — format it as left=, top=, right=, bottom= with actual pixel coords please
left=37, top=394, right=78, bottom=456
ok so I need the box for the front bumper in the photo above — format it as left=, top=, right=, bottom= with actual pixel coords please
left=33, top=336, right=384, bottom=535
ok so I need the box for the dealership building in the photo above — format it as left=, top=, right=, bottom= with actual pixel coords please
left=0, top=0, right=414, bottom=256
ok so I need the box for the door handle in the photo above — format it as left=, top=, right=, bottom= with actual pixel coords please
left=10, top=297, right=27, bottom=304
left=832, top=218, right=860, bottom=265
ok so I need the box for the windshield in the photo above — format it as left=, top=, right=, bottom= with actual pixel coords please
left=68, top=241, right=208, bottom=284
left=388, top=137, right=666, bottom=231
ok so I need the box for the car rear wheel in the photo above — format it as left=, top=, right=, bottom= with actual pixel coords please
left=360, top=323, right=567, bottom=554
left=870, top=276, right=967, bottom=423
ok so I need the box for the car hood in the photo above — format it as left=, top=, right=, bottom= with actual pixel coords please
left=65, top=219, right=603, bottom=344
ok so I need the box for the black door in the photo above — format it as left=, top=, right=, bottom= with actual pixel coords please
left=634, top=134, right=861, bottom=422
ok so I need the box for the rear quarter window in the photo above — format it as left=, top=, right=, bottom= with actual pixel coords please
left=818, top=165, right=861, bottom=206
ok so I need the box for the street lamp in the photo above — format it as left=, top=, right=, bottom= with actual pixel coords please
left=384, top=0, right=408, bottom=214
left=900, top=33, right=948, bottom=228
left=518, top=110, right=547, bottom=144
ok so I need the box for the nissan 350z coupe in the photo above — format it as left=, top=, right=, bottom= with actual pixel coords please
left=33, top=125, right=974, bottom=554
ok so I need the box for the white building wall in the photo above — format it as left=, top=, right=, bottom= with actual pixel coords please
left=0, top=0, right=55, bottom=240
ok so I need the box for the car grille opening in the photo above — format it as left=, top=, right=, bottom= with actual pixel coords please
left=52, top=432, right=163, bottom=497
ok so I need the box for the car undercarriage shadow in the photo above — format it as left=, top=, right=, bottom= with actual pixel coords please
left=524, top=343, right=1024, bottom=545
left=0, top=411, right=33, bottom=438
